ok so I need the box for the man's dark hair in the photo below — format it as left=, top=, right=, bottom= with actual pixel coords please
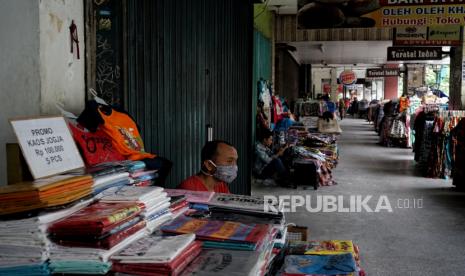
left=201, top=140, right=233, bottom=162
left=258, top=129, right=273, bottom=142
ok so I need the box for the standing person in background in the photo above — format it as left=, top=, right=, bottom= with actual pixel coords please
left=338, top=97, right=345, bottom=120
left=352, top=97, right=359, bottom=117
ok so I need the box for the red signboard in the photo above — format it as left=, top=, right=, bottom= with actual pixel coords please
left=339, top=70, right=357, bottom=86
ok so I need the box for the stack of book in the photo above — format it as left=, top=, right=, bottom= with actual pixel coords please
left=282, top=240, right=364, bottom=276
left=48, top=202, right=147, bottom=274
left=0, top=175, right=93, bottom=216
left=161, top=215, right=271, bottom=251
left=111, top=234, right=201, bottom=276
left=0, top=197, right=94, bottom=276
left=99, top=186, right=173, bottom=233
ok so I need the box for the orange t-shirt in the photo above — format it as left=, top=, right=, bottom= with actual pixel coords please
left=98, top=108, right=155, bottom=161
left=178, top=175, right=230, bottom=193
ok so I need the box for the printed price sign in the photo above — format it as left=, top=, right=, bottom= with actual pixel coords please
left=10, top=116, right=84, bottom=179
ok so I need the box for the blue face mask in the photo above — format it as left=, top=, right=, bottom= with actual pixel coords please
left=209, top=160, right=238, bottom=183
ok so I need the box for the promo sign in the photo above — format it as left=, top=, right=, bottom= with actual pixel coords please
left=10, top=116, right=84, bottom=179
left=297, top=0, right=465, bottom=29
left=387, top=47, right=443, bottom=61
left=394, top=26, right=462, bottom=46
left=367, top=68, right=400, bottom=78
left=339, top=70, right=357, bottom=86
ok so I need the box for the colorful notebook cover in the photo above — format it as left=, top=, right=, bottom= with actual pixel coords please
left=161, top=215, right=270, bottom=244
left=283, top=254, right=356, bottom=275
left=287, top=240, right=360, bottom=264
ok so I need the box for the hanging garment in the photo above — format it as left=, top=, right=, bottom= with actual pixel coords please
left=451, top=118, right=465, bottom=188
left=97, top=108, right=155, bottom=161
left=68, top=121, right=125, bottom=167
left=388, top=119, right=407, bottom=139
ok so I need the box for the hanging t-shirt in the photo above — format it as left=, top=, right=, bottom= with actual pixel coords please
left=98, top=108, right=155, bottom=161
left=178, top=175, right=230, bottom=193
left=272, top=96, right=284, bottom=125
left=68, top=121, right=125, bottom=166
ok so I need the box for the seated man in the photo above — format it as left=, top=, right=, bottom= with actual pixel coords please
left=178, top=140, right=238, bottom=193
left=254, top=129, right=292, bottom=187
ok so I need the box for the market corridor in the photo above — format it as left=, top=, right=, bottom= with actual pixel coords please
left=253, top=118, right=465, bottom=275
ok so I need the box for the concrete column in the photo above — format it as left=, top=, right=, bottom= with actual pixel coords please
left=449, top=43, right=465, bottom=110
left=330, top=68, right=338, bottom=101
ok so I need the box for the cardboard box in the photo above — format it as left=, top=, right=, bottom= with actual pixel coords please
left=6, top=143, right=33, bottom=184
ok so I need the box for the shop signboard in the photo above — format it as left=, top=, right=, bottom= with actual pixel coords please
left=394, top=26, right=462, bottom=46
left=339, top=70, right=357, bottom=86
left=387, top=47, right=443, bottom=61
left=367, top=68, right=400, bottom=78
left=297, top=0, right=465, bottom=29
left=10, top=116, right=84, bottom=179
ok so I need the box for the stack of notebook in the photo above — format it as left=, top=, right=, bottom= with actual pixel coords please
left=0, top=175, right=93, bottom=216
left=0, top=197, right=94, bottom=276
left=47, top=202, right=147, bottom=274
left=99, top=186, right=173, bottom=233
left=111, top=234, right=201, bottom=276
left=283, top=240, right=363, bottom=276
left=161, top=215, right=272, bottom=252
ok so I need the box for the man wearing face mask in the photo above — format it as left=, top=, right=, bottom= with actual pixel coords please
left=177, top=140, right=238, bottom=193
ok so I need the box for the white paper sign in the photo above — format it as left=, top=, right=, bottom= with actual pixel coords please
left=10, top=116, right=84, bottom=179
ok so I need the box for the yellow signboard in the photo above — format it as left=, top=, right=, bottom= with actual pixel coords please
left=365, top=5, right=465, bottom=27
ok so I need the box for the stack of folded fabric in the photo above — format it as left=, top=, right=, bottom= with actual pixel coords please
left=99, top=186, right=172, bottom=233
left=48, top=230, right=145, bottom=275
left=0, top=197, right=95, bottom=276
left=130, top=170, right=159, bottom=186
left=207, top=193, right=285, bottom=224
left=164, top=189, right=215, bottom=205
left=169, top=195, right=189, bottom=218
left=283, top=240, right=364, bottom=276
left=48, top=202, right=147, bottom=274
left=0, top=175, right=93, bottom=216
left=111, top=234, right=201, bottom=276
left=92, top=172, right=131, bottom=196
